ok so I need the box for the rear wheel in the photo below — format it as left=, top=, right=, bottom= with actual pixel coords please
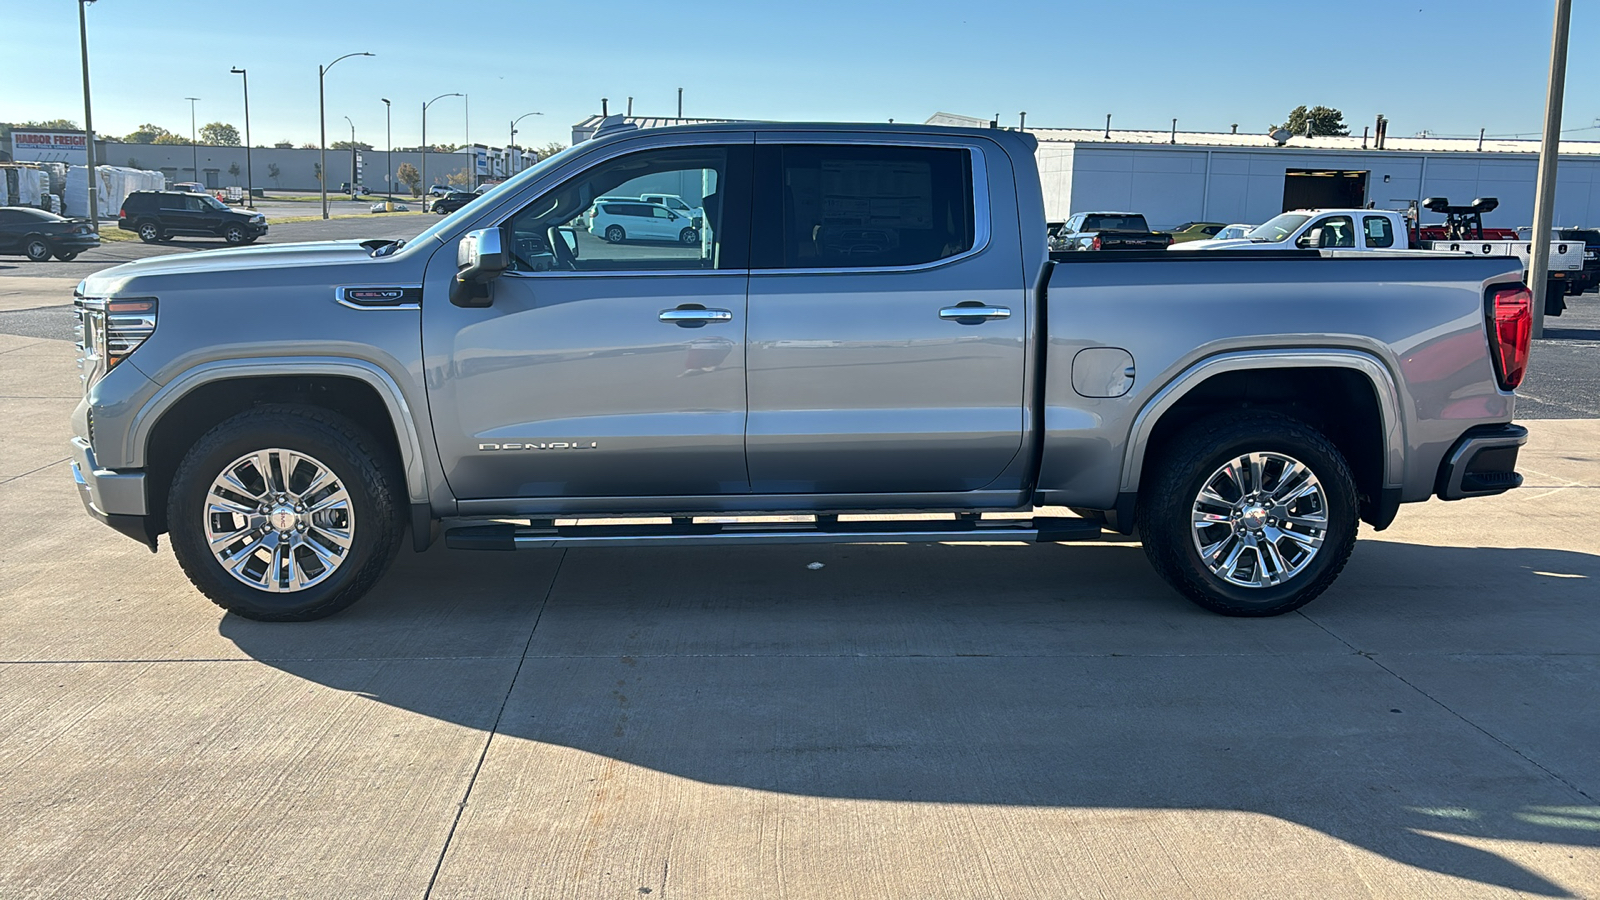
left=167, top=405, right=405, bottom=621
left=605, top=225, right=626, bottom=243
left=54, top=251, right=79, bottom=261
left=1138, top=412, right=1358, bottom=617
left=137, top=221, right=163, bottom=243
left=24, top=237, right=52, bottom=261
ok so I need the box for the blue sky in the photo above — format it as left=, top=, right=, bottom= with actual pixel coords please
left=4, top=0, right=1598, bottom=150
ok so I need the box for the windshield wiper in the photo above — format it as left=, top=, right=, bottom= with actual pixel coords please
left=363, top=238, right=406, bottom=258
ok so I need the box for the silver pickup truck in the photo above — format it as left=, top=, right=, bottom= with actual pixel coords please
left=70, top=121, right=1532, bottom=621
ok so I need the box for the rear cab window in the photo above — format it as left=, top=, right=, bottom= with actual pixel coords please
left=1362, top=215, right=1394, bottom=248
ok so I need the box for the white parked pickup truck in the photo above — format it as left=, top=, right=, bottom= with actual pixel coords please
left=1182, top=209, right=1409, bottom=252
left=1183, top=208, right=1581, bottom=315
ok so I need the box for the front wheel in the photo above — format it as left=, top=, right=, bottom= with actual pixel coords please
left=1137, top=412, right=1358, bottom=617
left=167, top=405, right=405, bottom=621
left=679, top=227, right=698, bottom=244
left=24, top=238, right=52, bottom=261
left=223, top=224, right=247, bottom=244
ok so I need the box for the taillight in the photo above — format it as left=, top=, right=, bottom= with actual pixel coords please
left=1487, top=285, right=1531, bottom=390
left=1091, top=235, right=1102, bottom=250
left=118, top=205, right=127, bottom=219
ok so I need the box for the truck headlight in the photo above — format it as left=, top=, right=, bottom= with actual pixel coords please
left=75, top=296, right=157, bottom=391
left=250, top=214, right=265, bottom=224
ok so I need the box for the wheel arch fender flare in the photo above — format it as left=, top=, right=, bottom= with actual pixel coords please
left=1119, top=348, right=1405, bottom=495
left=128, top=356, right=430, bottom=503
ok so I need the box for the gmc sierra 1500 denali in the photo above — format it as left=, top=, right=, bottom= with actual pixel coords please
left=70, top=120, right=1532, bottom=621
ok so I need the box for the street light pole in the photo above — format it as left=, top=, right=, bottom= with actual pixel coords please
left=422, top=92, right=463, bottom=205
left=230, top=67, right=253, bottom=208
left=381, top=99, right=391, bottom=202
left=510, top=111, right=543, bottom=176
left=184, top=96, right=200, bottom=183
left=77, top=0, right=99, bottom=229
left=343, top=115, right=356, bottom=195
left=1529, top=0, right=1572, bottom=339
left=318, top=51, right=374, bottom=219
left=464, top=93, right=472, bottom=190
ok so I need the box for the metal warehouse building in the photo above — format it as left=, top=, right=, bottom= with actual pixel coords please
left=928, top=112, right=1600, bottom=230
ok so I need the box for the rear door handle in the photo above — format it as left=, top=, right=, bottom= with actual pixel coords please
left=659, top=305, right=733, bottom=327
left=939, top=304, right=1011, bottom=322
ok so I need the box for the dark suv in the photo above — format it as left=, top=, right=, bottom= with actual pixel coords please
left=429, top=191, right=476, bottom=214
left=118, top=191, right=269, bottom=244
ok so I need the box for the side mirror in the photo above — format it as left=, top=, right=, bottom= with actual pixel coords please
left=451, top=227, right=506, bottom=308
left=556, top=226, right=580, bottom=259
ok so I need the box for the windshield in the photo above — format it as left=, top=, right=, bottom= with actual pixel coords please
left=201, top=195, right=230, bottom=210
left=402, top=143, right=590, bottom=250
left=1247, top=213, right=1311, bottom=242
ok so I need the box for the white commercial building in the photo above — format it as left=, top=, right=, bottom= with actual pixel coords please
left=928, top=113, right=1600, bottom=231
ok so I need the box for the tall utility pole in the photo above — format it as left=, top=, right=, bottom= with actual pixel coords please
left=510, top=111, right=542, bottom=177
left=464, top=93, right=473, bottom=190
left=230, top=67, right=253, bottom=208
left=184, top=97, right=200, bottom=182
left=381, top=99, right=392, bottom=202
left=1529, top=0, right=1572, bottom=339
left=421, top=92, right=463, bottom=203
left=318, top=51, right=374, bottom=218
left=77, top=0, right=99, bottom=228
left=342, top=116, right=357, bottom=194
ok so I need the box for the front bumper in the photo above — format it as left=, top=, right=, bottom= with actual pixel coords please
left=1435, top=424, right=1528, bottom=501
left=70, top=436, right=157, bottom=551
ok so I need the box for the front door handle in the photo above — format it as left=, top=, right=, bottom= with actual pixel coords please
left=659, top=304, right=733, bottom=327
left=939, top=304, right=1011, bottom=323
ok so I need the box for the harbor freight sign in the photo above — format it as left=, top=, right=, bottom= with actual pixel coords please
left=13, top=130, right=89, bottom=165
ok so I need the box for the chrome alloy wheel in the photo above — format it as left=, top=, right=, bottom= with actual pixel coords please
left=1190, top=451, right=1328, bottom=588
left=203, top=449, right=355, bottom=593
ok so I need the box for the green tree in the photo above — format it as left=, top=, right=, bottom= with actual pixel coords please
left=228, top=162, right=241, bottom=183
left=397, top=162, right=421, bottom=197
left=123, top=123, right=174, bottom=144
left=1276, top=105, right=1348, bottom=137
left=199, top=122, right=241, bottom=146
left=1, top=119, right=80, bottom=142
left=312, top=162, right=323, bottom=186
left=446, top=168, right=472, bottom=189
left=535, top=141, right=567, bottom=160
left=152, top=133, right=189, bottom=145
left=266, top=162, right=282, bottom=187
left=300, top=142, right=319, bottom=150
left=330, top=140, right=373, bottom=151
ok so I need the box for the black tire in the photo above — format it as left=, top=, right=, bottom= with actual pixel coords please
left=23, top=237, right=52, bottom=261
left=679, top=227, right=698, bottom=244
left=605, top=225, right=626, bottom=243
left=223, top=224, right=247, bottom=244
left=167, top=404, right=405, bottom=621
left=54, top=251, right=79, bottom=261
left=158, top=235, right=175, bottom=243
left=137, top=221, right=163, bottom=243
left=1137, top=411, right=1358, bottom=617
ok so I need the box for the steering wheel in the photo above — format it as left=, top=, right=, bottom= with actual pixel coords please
left=547, top=225, right=577, bottom=270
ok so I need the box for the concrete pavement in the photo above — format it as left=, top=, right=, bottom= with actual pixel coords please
left=0, top=275, right=1597, bottom=898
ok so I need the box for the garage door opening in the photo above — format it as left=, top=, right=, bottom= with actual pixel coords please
left=1283, top=169, right=1368, bottom=212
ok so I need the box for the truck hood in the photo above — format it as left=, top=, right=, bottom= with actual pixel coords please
left=1181, top=238, right=1290, bottom=251
left=80, top=240, right=381, bottom=295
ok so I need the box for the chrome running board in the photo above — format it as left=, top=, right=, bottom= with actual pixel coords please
left=444, top=515, right=1103, bottom=551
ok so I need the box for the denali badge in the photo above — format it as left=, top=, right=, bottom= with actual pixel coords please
left=478, top=441, right=598, bottom=451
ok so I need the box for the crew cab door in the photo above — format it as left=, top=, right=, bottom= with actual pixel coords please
left=422, top=139, right=755, bottom=500
left=744, top=137, right=1029, bottom=496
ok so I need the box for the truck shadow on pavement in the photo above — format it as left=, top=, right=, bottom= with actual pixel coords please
left=220, top=539, right=1600, bottom=896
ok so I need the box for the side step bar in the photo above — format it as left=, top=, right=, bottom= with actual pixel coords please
left=444, top=516, right=1103, bottom=551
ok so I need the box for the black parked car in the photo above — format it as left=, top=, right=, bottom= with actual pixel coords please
left=117, top=191, right=269, bottom=244
left=0, top=207, right=100, bottom=261
left=430, top=191, right=476, bottom=214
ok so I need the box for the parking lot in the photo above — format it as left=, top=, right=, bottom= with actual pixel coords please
left=1, top=224, right=1598, bottom=898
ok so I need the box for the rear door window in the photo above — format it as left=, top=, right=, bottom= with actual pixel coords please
left=754, top=144, right=976, bottom=269
left=1362, top=215, right=1395, bottom=248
